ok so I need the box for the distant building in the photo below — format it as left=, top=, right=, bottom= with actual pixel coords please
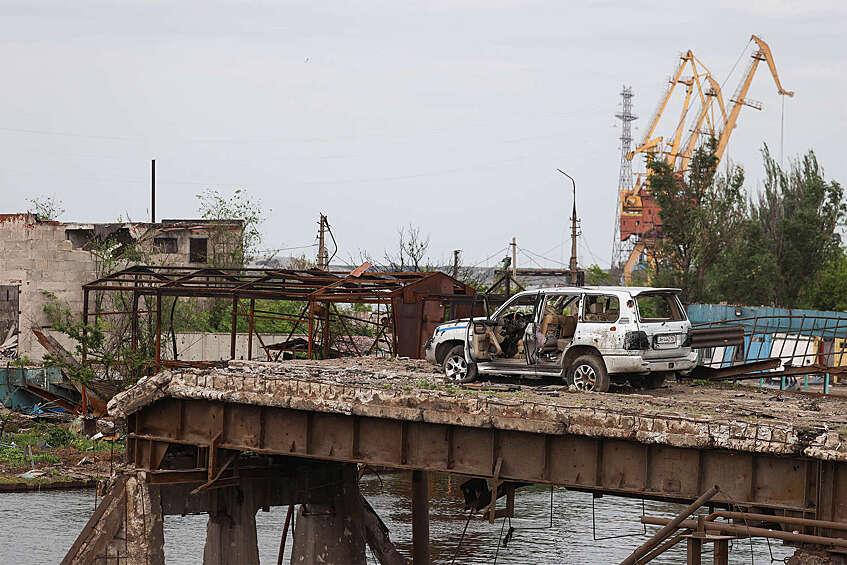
left=0, top=213, right=243, bottom=361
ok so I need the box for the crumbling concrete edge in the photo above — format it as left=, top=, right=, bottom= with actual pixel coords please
left=107, top=366, right=845, bottom=462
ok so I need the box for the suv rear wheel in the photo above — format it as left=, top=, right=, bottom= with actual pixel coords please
left=568, top=355, right=610, bottom=393
left=442, top=345, right=477, bottom=383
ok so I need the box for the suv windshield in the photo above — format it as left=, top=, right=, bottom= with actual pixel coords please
left=636, top=293, right=684, bottom=322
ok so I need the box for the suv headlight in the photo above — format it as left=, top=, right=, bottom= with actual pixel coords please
left=624, top=330, right=650, bottom=350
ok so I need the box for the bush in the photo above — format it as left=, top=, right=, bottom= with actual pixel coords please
left=46, top=426, right=74, bottom=448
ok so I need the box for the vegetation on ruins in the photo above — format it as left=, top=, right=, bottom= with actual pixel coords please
left=27, top=195, right=65, bottom=221
left=196, top=187, right=264, bottom=266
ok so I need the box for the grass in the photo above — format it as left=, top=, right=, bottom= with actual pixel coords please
left=0, top=422, right=124, bottom=469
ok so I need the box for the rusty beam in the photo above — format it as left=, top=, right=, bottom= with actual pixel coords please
left=620, top=484, right=719, bottom=565
left=641, top=516, right=847, bottom=549
left=127, top=398, right=838, bottom=518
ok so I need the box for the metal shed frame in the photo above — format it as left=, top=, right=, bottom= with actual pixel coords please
left=81, top=265, right=475, bottom=369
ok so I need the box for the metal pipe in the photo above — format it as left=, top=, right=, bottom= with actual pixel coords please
left=248, top=299, right=254, bottom=361
left=620, top=484, right=719, bottom=565
left=276, top=504, right=294, bottom=565
left=81, top=289, right=89, bottom=366
left=151, top=159, right=156, bottom=223
left=411, top=470, right=430, bottom=564
left=155, top=293, right=162, bottom=371
left=230, top=295, right=238, bottom=360
left=641, top=516, right=847, bottom=549
left=713, top=511, right=847, bottom=532
left=637, top=530, right=692, bottom=563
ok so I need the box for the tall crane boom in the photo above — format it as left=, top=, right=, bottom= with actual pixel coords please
left=617, top=35, right=793, bottom=284
left=714, top=35, right=794, bottom=161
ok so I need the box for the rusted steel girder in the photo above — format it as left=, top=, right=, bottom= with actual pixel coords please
left=127, top=397, right=847, bottom=525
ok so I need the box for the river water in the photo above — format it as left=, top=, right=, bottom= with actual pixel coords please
left=0, top=472, right=792, bottom=564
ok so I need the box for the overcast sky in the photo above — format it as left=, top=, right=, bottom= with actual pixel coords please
left=1, top=1, right=844, bottom=269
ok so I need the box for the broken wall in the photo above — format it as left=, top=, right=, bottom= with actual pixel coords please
left=0, top=214, right=98, bottom=361
left=0, top=214, right=241, bottom=361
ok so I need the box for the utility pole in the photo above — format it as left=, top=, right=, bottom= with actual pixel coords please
left=557, top=169, right=581, bottom=285
left=316, top=214, right=329, bottom=270
left=570, top=201, right=579, bottom=275
left=151, top=159, right=156, bottom=223
left=511, top=237, right=517, bottom=280
left=452, top=250, right=461, bottom=279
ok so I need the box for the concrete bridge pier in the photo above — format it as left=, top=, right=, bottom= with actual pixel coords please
left=62, top=471, right=165, bottom=565
left=203, top=485, right=261, bottom=565
left=290, top=462, right=367, bottom=565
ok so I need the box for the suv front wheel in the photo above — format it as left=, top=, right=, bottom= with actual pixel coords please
left=567, top=355, right=610, bottom=393
left=442, top=345, right=477, bottom=383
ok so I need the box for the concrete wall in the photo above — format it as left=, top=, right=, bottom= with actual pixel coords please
left=0, top=214, right=99, bottom=361
left=173, top=333, right=294, bottom=361
left=0, top=214, right=240, bottom=361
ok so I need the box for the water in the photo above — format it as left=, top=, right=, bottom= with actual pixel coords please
left=0, top=474, right=793, bottom=564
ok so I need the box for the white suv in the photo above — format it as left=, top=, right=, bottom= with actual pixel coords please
left=424, top=286, right=696, bottom=392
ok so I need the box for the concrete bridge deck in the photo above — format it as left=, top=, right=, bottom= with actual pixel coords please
left=113, top=357, right=847, bottom=464
left=66, top=358, right=847, bottom=564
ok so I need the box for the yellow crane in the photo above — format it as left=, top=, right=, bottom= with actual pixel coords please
left=619, top=35, right=793, bottom=284
left=714, top=35, right=794, bottom=161
left=627, top=51, right=720, bottom=168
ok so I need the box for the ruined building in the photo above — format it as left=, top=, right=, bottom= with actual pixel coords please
left=0, top=213, right=243, bottom=361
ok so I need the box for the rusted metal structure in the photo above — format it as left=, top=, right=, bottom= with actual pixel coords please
left=65, top=360, right=847, bottom=564
left=81, top=265, right=475, bottom=368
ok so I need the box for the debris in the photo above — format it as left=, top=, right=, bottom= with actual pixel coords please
left=461, top=383, right=520, bottom=392
left=70, top=417, right=84, bottom=435
left=17, top=469, right=45, bottom=479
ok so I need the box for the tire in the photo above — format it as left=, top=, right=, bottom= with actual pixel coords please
left=646, top=373, right=666, bottom=389
left=567, top=354, right=610, bottom=392
left=442, top=345, right=477, bottom=383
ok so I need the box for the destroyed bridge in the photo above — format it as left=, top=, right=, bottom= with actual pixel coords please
left=62, top=357, right=847, bottom=564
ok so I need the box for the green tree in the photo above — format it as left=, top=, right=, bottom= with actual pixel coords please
left=585, top=264, right=618, bottom=286
left=800, top=248, right=847, bottom=311
left=707, top=219, right=780, bottom=306
left=647, top=138, right=746, bottom=302
left=752, top=146, right=846, bottom=306
left=196, top=188, right=265, bottom=266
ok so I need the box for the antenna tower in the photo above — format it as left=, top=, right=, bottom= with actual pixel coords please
left=612, top=86, right=637, bottom=270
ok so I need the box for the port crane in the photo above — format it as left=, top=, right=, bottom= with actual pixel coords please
left=619, top=35, right=793, bottom=283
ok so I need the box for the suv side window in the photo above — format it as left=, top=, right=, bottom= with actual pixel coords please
left=582, top=294, right=620, bottom=323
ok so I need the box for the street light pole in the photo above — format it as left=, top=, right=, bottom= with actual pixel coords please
left=556, top=169, right=579, bottom=278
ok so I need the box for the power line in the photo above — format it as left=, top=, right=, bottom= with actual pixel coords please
left=518, top=249, right=545, bottom=269
left=518, top=247, right=568, bottom=267
left=467, top=247, right=509, bottom=268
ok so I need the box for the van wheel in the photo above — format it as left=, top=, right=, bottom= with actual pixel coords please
left=443, top=345, right=477, bottom=383
left=568, top=355, right=610, bottom=393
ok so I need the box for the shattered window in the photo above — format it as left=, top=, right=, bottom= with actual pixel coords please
left=189, top=238, right=208, bottom=263
left=582, top=295, right=620, bottom=323
left=153, top=237, right=178, bottom=254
